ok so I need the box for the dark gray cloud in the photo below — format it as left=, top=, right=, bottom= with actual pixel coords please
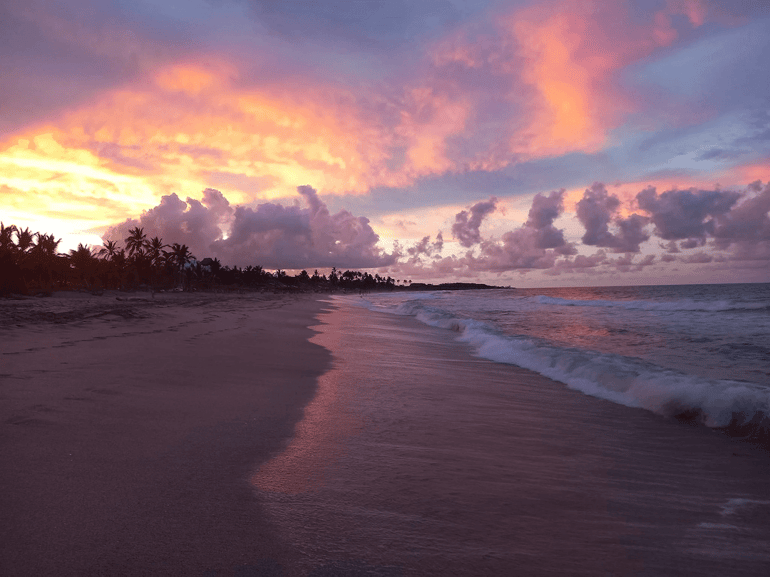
left=576, top=183, right=650, bottom=253
left=709, top=180, right=770, bottom=264
left=452, top=197, right=498, bottom=248
left=712, top=181, right=770, bottom=245
left=636, top=185, right=740, bottom=241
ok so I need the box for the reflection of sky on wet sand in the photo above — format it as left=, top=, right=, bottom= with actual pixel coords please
left=249, top=299, right=770, bottom=574
left=251, top=311, right=364, bottom=495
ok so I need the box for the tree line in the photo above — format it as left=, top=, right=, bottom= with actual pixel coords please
left=0, top=222, right=407, bottom=295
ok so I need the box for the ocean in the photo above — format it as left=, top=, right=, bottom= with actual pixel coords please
left=253, top=284, right=770, bottom=576
left=361, top=283, right=770, bottom=435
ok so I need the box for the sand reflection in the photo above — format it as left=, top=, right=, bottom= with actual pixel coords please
left=252, top=312, right=363, bottom=494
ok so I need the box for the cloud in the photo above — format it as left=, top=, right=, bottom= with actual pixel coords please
left=212, top=185, right=396, bottom=269
left=712, top=180, right=770, bottom=244
left=576, top=183, right=650, bottom=252
left=103, top=189, right=232, bottom=260
left=709, top=180, right=770, bottom=262
left=636, top=185, right=740, bottom=241
left=103, top=185, right=395, bottom=269
left=407, top=232, right=444, bottom=259
left=242, top=0, right=468, bottom=47
left=452, top=197, right=497, bottom=247
left=466, top=189, right=576, bottom=271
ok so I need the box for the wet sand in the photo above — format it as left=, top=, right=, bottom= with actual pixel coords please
left=0, top=291, right=330, bottom=576
left=254, top=298, right=770, bottom=576
left=4, top=292, right=769, bottom=576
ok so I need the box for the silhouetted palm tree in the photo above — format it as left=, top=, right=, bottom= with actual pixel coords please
left=98, top=239, right=120, bottom=261
left=0, top=223, right=17, bottom=253
left=69, top=244, right=98, bottom=289
left=147, top=236, right=166, bottom=267
left=167, top=243, right=193, bottom=269
left=15, top=227, right=35, bottom=253
left=125, top=227, right=148, bottom=257
left=0, top=223, right=21, bottom=294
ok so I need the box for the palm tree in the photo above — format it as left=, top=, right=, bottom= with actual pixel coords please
left=98, top=239, right=120, bottom=261
left=147, top=236, right=166, bottom=267
left=69, top=244, right=98, bottom=289
left=0, top=223, right=21, bottom=294
left=125, top=227, right=148, bottom=257
left=0, top=222, right=17, bottom=253
left=15, top=227, right=35, bottom=253
left=167, top=243, right=194, bottom=269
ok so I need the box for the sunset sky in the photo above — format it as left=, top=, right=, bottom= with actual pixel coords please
left=2, top=0, right=769, bottom=286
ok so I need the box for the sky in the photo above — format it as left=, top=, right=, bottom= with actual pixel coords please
left=1, top=0, right=769, bottom=287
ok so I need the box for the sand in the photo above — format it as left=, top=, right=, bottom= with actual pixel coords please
left=0, top=290, right=330, bottom=576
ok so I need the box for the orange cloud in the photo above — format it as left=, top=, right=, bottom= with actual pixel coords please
left=0, top=50, right=481, bottom=234
left=0, top=0, right=726, bottom=253
left=502, top=0, right=709, bottom=160
left=509, top=6, right=618, bottom=157
left=396, top=87, right=470, bottom=179
left=1, top=61, right=387, bottom=209
left=721, top=159, right=770, bottom=185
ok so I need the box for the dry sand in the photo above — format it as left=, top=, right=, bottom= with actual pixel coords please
left=0, top=290, right=330, bottom=576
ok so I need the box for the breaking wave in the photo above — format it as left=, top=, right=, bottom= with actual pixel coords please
left=367, top=297, right=770, bottom=441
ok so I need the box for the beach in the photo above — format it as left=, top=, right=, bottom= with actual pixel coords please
left=1, top=291, right=330, bottom=576
left=2, top=289, right=769, bottom=576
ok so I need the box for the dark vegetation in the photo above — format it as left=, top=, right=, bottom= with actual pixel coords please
left=2, top=222, right=497, bottom=296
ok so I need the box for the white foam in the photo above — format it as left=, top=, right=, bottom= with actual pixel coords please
left=359, top=296, right=770, bottom=430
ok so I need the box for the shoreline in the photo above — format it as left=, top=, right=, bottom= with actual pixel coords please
left=1, top=291, right=332, bottom=575
left=258, top=296, right=770, bottom=575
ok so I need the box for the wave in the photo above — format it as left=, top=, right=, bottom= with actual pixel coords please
left=533, top=295, right=768, bottom=313
left=367, top=297, right=770, bottom=439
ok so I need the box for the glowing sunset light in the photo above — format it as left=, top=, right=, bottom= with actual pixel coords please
left=1, top=0, right=768, bottom=286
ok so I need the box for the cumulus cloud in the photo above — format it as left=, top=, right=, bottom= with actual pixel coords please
left=636, top=185, right=740, bottom=242
left=451, top=197, right=498, bottom=247
left=468, top=189, right=576, bottom=271
left=212, top=185, right=396, bottom=269
left=104, top=190, right=232, bottom=260
left=407, top=232, right=444, bottom=259
left=576, top=183, right=650, bottom=253
left=100, top=179, right=770, bottom=281
left=104, top=186, right=396, bottom=269
left=712, top=180, right=770, bottom=245
left=545, top=250, right=608, bottom=275
left=709, top=180, right=770, bottom=262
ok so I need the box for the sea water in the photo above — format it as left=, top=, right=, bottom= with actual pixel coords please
left=253, top=284, right=770, bottom=576
left=362, top=283, right=770, bottom=433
